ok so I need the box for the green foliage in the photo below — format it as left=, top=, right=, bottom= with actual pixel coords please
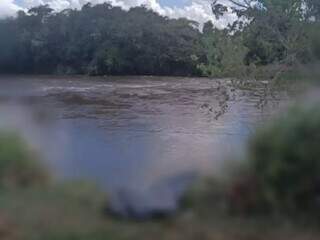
left=247, top=104, right=320, bottom=214
left=0, top=132, right=48, bottom=189
left=1, top=1, right=318, bottom=79
left=182, top=103, right=320, bottom=218
left=200, top=0, right=320, bottom=79
left=199, top=26, right=249, bottom=78
left=0, top=4, right=203, bottom=76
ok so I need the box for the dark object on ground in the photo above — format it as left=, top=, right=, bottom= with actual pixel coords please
left=107, top=171, right=196, bottom=220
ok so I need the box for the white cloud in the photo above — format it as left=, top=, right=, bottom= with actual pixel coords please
left=0, top=0, right=23, bottom=18
left=163, top=1, right=216, bottom=25
left=0, top=0, right=236, bottom=27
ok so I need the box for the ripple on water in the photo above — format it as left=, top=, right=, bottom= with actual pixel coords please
left=0, top=75, right=286, bottom=217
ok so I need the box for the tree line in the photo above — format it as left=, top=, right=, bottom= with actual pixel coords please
left=0, top=0, right=319, bottom=78
left=0, top=3, right=203, bottom=76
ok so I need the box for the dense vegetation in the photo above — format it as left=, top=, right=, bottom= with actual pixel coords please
left=200, top=0, right=320, bottom=79
left=0, top=0, right=319, bottom=78
left=0, top=3, right=203, bottom=76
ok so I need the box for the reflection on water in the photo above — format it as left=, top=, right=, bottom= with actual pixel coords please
left=0, top=75, right=285, bottom=216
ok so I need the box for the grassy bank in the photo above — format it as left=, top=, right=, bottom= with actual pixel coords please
left=1, top=185, right=319, bottom=240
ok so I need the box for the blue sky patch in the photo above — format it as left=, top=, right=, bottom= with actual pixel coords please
left=159, top=0, right=190, bottom=7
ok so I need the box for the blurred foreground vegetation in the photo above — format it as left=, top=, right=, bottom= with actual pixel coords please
left=184, top=102, right=320, bottom=219
left=0, top=132, right=47, bottom=189
left=1, top=102, right=320, bottom=239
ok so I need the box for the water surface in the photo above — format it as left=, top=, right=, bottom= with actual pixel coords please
left=0, top=75, right=284, bottom=216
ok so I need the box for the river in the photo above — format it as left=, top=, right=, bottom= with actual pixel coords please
left=0, top=75, right=284, bottom=217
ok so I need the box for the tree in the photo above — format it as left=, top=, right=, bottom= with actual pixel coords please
left=201, top=0, right=318, bottom=76
left=0, top=4, right=203, bottom=76
left=199, top=26, right=248, bottom=77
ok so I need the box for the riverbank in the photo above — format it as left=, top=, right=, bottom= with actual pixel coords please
left=0, top=76, right=319, bottom=239
left=1, top=182, right=319, bottom=240
left=1, top=98, right=320, bottom=240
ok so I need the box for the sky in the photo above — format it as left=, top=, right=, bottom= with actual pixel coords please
left=0, top=0, right=235, bottom=27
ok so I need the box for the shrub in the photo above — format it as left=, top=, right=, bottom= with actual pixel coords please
left=247, top=104, right=320, bottom=215
left=183, top=103, right=320, bottom=218
left=0, top=132, right=48, bottom=188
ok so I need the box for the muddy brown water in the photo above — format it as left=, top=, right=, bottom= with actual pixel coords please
left=0, top=75, right=285, bottom=217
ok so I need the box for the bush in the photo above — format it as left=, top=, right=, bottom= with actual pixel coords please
left=247, top=104, right=320, bottom=215
left=183, top=103, right=320, bottom=218
left=0, top=132, right=48, bottom=188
